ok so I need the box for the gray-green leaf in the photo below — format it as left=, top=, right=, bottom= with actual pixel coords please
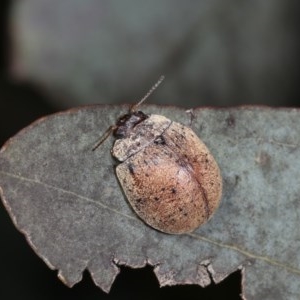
left=0, top=105, right=299, bottom=300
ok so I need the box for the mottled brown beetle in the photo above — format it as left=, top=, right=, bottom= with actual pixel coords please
left=93, top=76, right=222, bottom=234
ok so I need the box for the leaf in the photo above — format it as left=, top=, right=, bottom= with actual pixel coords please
left=0, top=105, right=300, bottom=300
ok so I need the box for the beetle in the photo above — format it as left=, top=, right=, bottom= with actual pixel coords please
left=93, top=76, right=222, bottom=234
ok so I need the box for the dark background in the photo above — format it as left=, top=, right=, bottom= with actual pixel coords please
left=1, top=0, right=299, bottom=299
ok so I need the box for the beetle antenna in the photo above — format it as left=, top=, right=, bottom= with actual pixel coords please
left=92, top=125, right=117, bottom=151
left=93, top=75, right=165, bottom=151
left=131, top=75, right=165, bottom=112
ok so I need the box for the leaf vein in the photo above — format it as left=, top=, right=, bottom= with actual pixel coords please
left=1, top=170, right=299, bottom=276
left=0, top=171, right=136, bottom=221
left=188, top=233, right=300, bottom=275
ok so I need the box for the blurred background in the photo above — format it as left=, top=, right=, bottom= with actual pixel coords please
left=0, top=0, right=299, bottom=299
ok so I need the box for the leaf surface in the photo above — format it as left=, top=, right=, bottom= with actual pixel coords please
left=1, top=105, right=300, bottom=299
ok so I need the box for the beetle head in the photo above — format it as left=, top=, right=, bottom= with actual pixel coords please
left=114, top=111, right=148, bottom=139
